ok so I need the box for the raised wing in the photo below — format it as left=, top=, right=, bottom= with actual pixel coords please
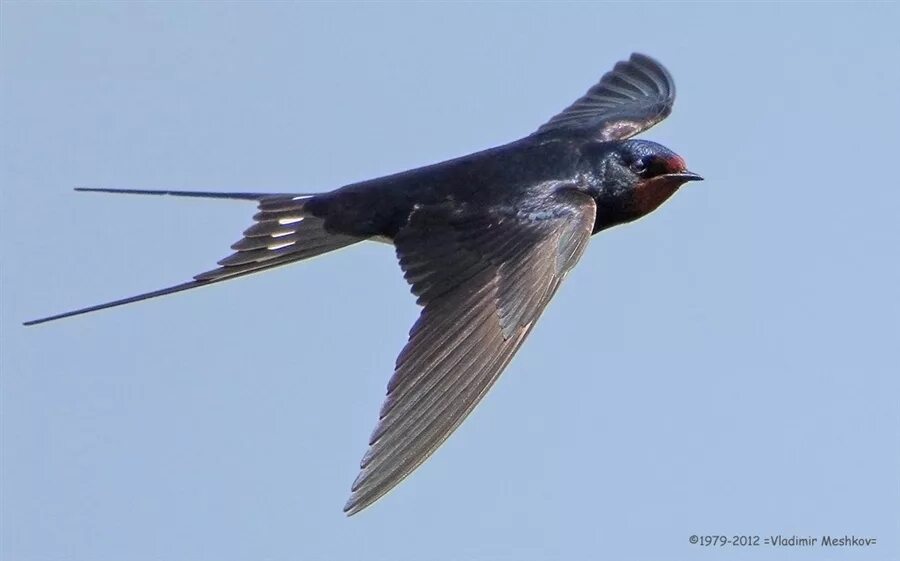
left=344, top=188, right=596, bottom=515
left=534, top=53, right=675, bottom=141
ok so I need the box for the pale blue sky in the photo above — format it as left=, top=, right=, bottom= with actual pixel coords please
left=2, top=3, right=899, bottom=560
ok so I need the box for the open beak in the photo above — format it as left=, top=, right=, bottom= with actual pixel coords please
left=667, top=170, right=704, bottom=182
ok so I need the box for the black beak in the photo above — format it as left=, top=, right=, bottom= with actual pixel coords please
left=668, top=170, right=703, bottom=182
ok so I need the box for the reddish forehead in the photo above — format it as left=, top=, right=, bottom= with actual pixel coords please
left=662, top=154, right=686, bottom=172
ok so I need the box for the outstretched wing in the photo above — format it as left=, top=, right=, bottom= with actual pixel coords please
left=344, top=188, right=596, bottom=515
left=534, top=53, right=675, bottom=141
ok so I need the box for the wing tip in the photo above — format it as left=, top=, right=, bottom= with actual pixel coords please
left=629, top=52, right=661, bottom=66
left=627, top=52, right=675, bottom=97
left=342, top=466, right=400, bottom=516
left=343, top=491, right=374, bottom=516
left=343, top=498, right=362, bottom=517
left=533, top=52, right=675, bottom=140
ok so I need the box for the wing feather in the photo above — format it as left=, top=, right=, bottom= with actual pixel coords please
left=344, top=189, right=596, bottom=515
left=534, top=53, right=675, bottom=141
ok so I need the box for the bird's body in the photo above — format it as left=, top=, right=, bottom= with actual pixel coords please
left=26, top=54, right=702, bottom=515
left=306, top=136, right=581, bottom=239
left=280, top=135, right=693, bottom=242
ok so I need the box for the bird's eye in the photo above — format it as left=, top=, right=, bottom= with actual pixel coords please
left=630, top=157, right=650, bottom=175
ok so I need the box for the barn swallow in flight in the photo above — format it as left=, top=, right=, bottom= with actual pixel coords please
left=26, top=53, right=702, bottom=515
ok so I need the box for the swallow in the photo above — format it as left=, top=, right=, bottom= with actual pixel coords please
left=25, top=53, right=702, bottom=515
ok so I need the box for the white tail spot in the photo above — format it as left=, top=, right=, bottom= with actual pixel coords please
left=278, top=216, right=304, bottom=225
left=268, top=241, right=296, bottom=251
left=292, top=195, right=314, bottom=200
left=270, top=230, right=294, bottom=238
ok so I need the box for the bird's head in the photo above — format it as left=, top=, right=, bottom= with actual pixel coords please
left=583, top=139, right=702, bottom=232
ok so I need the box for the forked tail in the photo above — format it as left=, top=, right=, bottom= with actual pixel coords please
left=24, top=188, right=363, bottom=325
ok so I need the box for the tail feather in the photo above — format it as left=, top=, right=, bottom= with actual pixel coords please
left=24, top=189, right=361, bottom=326
left=74, top=187, right=307, bottom=201
left=24, top=280, right=212, bottom=326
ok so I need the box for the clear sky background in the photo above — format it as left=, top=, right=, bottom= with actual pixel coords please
left=2, top=3, right=899, bottom=561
